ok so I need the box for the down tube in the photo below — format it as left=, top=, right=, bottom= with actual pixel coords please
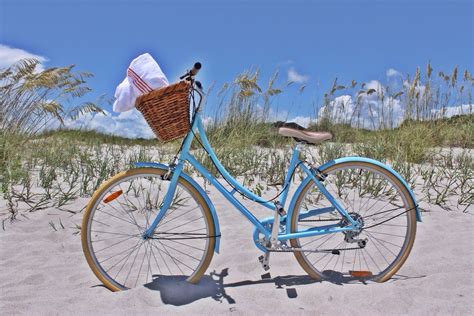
left=184, top=153, right=271, bottom=239
left=195, top=115, right=275, bottom=209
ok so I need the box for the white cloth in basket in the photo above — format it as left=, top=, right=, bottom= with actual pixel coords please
left=113, top=53, right=169, bottom=112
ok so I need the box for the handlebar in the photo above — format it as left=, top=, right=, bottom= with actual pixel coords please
left=180, top=62, right=202, bottom=80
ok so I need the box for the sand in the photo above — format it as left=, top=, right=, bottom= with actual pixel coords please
left=1, top=178, right=473, bottom=315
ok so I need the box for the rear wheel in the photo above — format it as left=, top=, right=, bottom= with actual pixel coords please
left=81, top=168, right=216, bottom=291
left=289, top=161, right=417, bottom=282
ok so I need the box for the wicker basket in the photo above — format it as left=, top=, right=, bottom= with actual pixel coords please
left=135, top=81, right=191, bottom=142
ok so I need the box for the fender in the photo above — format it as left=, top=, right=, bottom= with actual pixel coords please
left=133, top=162, right=221, bottom=253
left=286, top=157, right=421, bottom=234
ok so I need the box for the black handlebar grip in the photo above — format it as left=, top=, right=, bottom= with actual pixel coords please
left=190, top=62, right=201, bottom=76
left=179, top=62, right=202, bottom=79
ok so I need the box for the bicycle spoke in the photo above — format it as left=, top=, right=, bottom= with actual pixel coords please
left=91, top=230, right=138, bottom=237
left=149, top=241, right=163, bottom=275
left=151, top=240, right=187, bottom=274
left=160, top=216, right=205, bottom=233
left=363, top=230, right=405, bottom=238
left=366, top=232, right=392, bottom=265
left=320, top=240, right=344, bottom=270
left=360, top=247, right=371, bottom=273
left=135, top=241, right=149, bottom=287
left=158, top=206, right=200, bottom=228
left=165, top=238, right=206, bottom=252
left=96, top=208, right=140, bottom=228
left=312, top=240, right=344, bottom=266
left=92, top=219, right=111, bottom=228
left=363, top=244, right=382, bottom=272
left=123, top=240, right=145, bottom=285
left=365, top=231, right=402, bottom=253
left=117, top=183, right=143, bottom=225
left=101, top=198, right=142, bottom=232
left=94, top=235, right=136, bottom=253
left=151, top=239, right=173, bottom=275
left=101, top=239, right=142, bottom=267
left=300, top=232, right=334, bottom=248
left=105, top=239, right=143, bottom=273
left=185, top=226, right=207, bottom=233
left=93, top=234, right=138, bottom=243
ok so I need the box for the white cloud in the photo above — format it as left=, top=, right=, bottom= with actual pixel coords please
left=0, top=44, right=47, bottom=72
left=319, top=95, right=356, bottom=124
left=287, top=67, right=309, bottom=84
left=432, top=104, right=472, bottom=118
left=60, top=109, right=155, bottom=139
left=386, top=68, right=401, bottom=78
left=286, top=116, right=315, bottom=128
left=318, top=91, right=406, bottom=129
left=365, top=80, right=384, bottom=94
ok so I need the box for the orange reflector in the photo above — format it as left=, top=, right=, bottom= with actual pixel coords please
left=103, top=190, right=123, bottom=203
left=349, top=270, right=373, bottom=278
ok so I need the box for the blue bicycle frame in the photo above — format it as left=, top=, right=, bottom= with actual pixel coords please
left=141, top=113, right=361, bottom=239
left=139, top=89, right=421, bottom=253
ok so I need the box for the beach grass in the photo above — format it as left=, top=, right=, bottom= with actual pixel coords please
left=0, top=60, right=472, bottom=223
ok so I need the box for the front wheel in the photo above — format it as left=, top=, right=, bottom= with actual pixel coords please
left=81, top=167, right=216, bottom=291
left=289, top=161, right=417, bottom=282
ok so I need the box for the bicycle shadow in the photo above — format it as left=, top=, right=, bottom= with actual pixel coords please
left=144, top=268, right=426, bottom=306
left=144, top=268, right=319, bottom=305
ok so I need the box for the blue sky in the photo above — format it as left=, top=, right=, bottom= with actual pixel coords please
left=0, top=0, right=473, bottom=136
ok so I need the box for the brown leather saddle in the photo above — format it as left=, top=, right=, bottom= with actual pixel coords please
left=274, top=121, right=332, bottom=145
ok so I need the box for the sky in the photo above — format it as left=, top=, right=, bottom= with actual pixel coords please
left=1, top=0, right=473, bottom=137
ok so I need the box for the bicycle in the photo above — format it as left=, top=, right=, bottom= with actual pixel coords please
left=81, top=63, right=421, bottom=291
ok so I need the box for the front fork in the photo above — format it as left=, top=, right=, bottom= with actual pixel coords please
left=142, top=161, right=184, bottom=239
